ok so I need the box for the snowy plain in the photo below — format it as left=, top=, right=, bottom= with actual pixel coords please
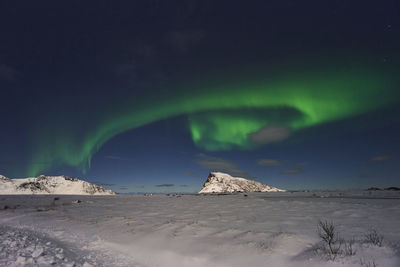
left=1, top=192, right=400, bottom=267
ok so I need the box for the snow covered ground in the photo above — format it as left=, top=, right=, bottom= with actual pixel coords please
left=1, top=192, right=400, bottom=266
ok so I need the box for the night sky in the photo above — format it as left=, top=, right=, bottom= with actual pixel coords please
left=1, top=1, right=399, bottom=193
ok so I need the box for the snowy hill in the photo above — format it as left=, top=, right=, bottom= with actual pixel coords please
left=0, top=175, right=116, bottom=195
left=199, top=172, right=285, bottom=193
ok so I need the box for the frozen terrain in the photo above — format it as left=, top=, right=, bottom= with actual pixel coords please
left=199, top=172, right=285, bottom=193
left=0, top=175, right=115, bottom=195
left=1, top=192, right=400, bottom=266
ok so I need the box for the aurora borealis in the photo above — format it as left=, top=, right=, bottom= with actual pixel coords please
left=1, top=1, right=399, bottom=192
left=27, top=69, right=397, bottom=176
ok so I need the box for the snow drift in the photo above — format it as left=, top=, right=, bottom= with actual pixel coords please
left=199, top=172, right=285, bottom=193
left=0, top=175, right=115, bottom=195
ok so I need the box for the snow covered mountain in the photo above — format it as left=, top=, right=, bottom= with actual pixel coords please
left=199, top=172, right=285, bottom=193
left=0, top=175, right=116, bottom=195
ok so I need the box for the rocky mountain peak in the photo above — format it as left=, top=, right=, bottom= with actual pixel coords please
left=0, top=175, right=116, bottom=195
left=199, top=172, right=285, bottom=194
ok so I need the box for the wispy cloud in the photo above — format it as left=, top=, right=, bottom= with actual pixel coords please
left=278, top=161, right=310, bottom=174
left=0, top=160, right=15, bottom=166
left=96, top=183, right=116, bottom=187
left=257, top=159, right=283, bottom=166
left=369, top=155, right=392, bottom=163
left=280, top=168, right=303, bottom=175
left=105, top=155, right=122, bottom=160
left=195, top=154, right=250, bottom=177
left=0, top=63, right=18, bottom=81
left=295, top=162, right=310, bottom=167
left=155, top=184, right=175, bottom=187
left=166, top=30, right=206, bottom=53
left=183, top=171, right=197, bottom=177
left=104, top=155, right=135, bottom=161
left=119, top=186, right=129, bottom=190
left=250, top=125, right=291, bottom=145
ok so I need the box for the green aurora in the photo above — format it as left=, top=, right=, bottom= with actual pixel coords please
left=27, top=68, right=398, bottom=176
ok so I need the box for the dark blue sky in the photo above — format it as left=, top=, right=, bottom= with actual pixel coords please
left=0, top=1, right=399, bottom=192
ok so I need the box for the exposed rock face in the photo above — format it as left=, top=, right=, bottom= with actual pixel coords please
left=199, top=172, right=285, bottom=194
left=0, top=175, right=10, bottom=182
left=0, top=175, right=116, bottom=195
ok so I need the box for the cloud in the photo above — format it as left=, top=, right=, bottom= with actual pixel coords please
left=280, top=162, right=309, bottom=174
left=119, top=186, right=129, bottom=190
left=155, top=184, right=175, bottom=187
left=104, top=155, right=135, bottom=161
left=250, top=125, right=291, bottom=145
left=97, top=183, right=116, bottom=186
left=166, top=30, right=206, bottom=53
left=195, top=154, right=250, bottom=177
left=369, top=155, right=392, bottom=163
left=105, top=155, right=123, bottom=160
left=257, top=159, right=283, bottom=166
left=0, top=160, right=15, bottom=166
left=0, top=64, right=18, bottom=81
left=295, top=162, right=310, bottom=167
left=280, top=168, right=303, bottom=175
left=184, top=171, right=197, bottom=177
left=188, top=108, right=301, bottom=151
left=132, top=41, right=158, bottom=58
left=180, top=184, right=189, bottom=187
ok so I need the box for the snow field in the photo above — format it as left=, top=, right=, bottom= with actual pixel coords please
left=0, top=192, right=399, bottom=266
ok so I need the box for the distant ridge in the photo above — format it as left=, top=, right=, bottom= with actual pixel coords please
left=0, top=175, right=116, bottom=195
left=366, top=186, right=400, bottom=191
left=199, top=172, right=285, bottom=194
